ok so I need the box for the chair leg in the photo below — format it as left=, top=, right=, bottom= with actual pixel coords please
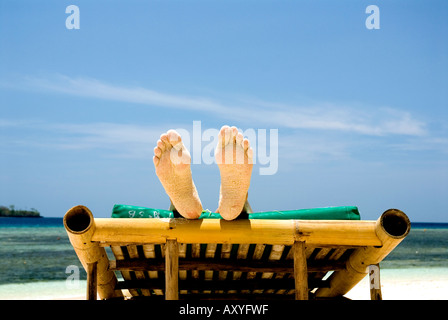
left=86, top=261, right=98, bottom=300
left=165, top=239, right=179, bottom=300
left=293, top=241, right=308, bottom=300
left=369, top=264, right=382, bottom=300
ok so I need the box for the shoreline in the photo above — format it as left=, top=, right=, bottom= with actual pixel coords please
left=0, top=267, right=447, bottom=300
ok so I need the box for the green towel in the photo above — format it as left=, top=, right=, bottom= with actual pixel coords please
left=111, top=204, right=360, bottom=220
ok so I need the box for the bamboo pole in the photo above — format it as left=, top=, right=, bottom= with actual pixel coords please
left=63, top=205, right=123, bottom=300
left=315, top=209, right=410, bottom=298
left=86, top=261, right=98, bottom=300
left=165, top=239, right=179, bottom=300
left=91, top=217, right=382, bottom=246
left=293, top=241, right=308, bottom=300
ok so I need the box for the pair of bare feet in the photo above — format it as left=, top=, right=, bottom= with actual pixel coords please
left=153, top=125, right=253, bottom=220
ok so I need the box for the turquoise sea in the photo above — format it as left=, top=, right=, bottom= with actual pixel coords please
left=0, top=217, right=447, bottom=299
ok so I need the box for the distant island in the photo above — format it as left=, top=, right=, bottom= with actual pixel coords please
left=0, top=205, right=41, bottom=217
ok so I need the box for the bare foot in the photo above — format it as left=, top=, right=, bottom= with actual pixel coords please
left=153, top=130, right=202, bottom=219
left=215, top=125, right=253, bottom=220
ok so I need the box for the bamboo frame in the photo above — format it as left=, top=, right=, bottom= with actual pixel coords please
left=63, top=206, right=123, bottom=300
left=293, top=241, right=308, bottom=300
left=86, top=262, right=98, bottom=300
left=64, top=206, right=410, bottom=300
left=89, top=218, right=382, bottom=247
left=165, top=239, right=179, bottom=300
left=314, top=209, right=410, bottom=298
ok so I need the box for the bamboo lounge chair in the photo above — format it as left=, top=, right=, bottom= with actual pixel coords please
left=63, top=204, right=410, bottom=300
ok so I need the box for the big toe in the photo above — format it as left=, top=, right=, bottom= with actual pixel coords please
left=167, top=130, right=183, bottom=149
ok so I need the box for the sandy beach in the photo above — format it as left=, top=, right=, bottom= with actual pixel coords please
left=1, top=267, right=447, bottom=300
left=345, top=268, right=448, bottom=300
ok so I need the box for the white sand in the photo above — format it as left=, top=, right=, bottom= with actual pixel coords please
left=345, top=267, right=448, bottom=300
left=0, top=280, right=86, bottom=300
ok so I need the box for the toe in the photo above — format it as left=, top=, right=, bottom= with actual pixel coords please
left=230, top=126, right=238, bottom=140
left=157, top=140, right=166, bottom=152
left=247, top=147, right=254, bottom=161
left=153, top=155, right=160, bottom=166
left=219, top=125, right=231, bottom=146
left=160, top=133, right=172, bottom=150
left=243, top=138, right=250, bottom=151
left=154, top=146, right=162, bottom=157
left=219, top=125, right=230, bottom=133
left=236, top=132, right=243, bottom=145
left=167, top=129, right=183, bottom=150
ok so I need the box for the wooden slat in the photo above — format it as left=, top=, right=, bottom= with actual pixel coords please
left=179, top=293, right=296, bottom=300
left=115, top=278, right=329, bottom=291
left=262, top=245, right=285, bottom=294
left=309, top=248, right=333, bottom=286
left=142, top=244, right=162, bottom=295
left=218, top=244, right=232, bottom=282
left=228, top=244, right=249, bottom=294
left=178, top=243, right=188, bottom=295
left=127, top=245, right=151, bottom=296
left=205, top=244, right=217, bottom=282
left=327, top=248, right=347, bottom=261
left=111, top=245, right=139, bottom=297
left=247, top=244, right=266, bottom=276
left=108, top=258, right=346, bottom=273
left=191, top=243, right=201, bottom=294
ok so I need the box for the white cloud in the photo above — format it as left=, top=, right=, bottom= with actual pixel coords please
left=0, top=120, right=168, bottom=159
left=15, top=74, right=427, bottom=137
left=22, top=74, right=228, bottom=114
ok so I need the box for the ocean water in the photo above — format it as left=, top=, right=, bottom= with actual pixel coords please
left=0, top=217, right=447, bottom=299
left=380, top=222, right=448, bottom=269
left=0, top=218, right=85, bottom=285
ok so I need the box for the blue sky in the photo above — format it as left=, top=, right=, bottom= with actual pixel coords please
left=1, top=0, right=447, bottom=221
